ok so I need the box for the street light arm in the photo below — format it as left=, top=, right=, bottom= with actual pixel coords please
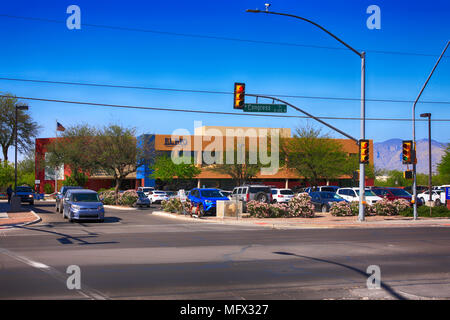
left=413, top=40, right=450, bottom=139
left=246, top=9, right=362, bottom=57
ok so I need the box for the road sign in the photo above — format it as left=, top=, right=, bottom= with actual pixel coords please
left=446, top=187, right=450, bottom=200
left=243, top=103, right=287, bottom=113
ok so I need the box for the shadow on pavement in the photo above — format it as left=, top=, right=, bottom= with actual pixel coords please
left=273, top=251, right=407, bottom=300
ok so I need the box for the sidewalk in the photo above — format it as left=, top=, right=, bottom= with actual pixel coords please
left=151, top=210, right=450, bottom=229
left=0, top=201, right=41, bottom=229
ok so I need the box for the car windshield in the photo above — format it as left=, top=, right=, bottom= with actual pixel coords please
left=321, top=192, right=342, bottom=199
left=321, top=187, right=337, bottom=192
left=280, top=190, right=294, bottom=195
left=154, top=192, right=166, bottom=195
left=355, top=190, right=377, bottom=196
left=72, top=193, right=99, bottom=202
left=200, top=190, right=223, bottom=198
left=389, top=188, right=411, bottom=196
left=141, top=188, right=153, bottom=192
left=137, top=191, right=147, bottom=198
left=16, top=187, right=32, bottom=193
left=249, top=187, right=271, bottom=193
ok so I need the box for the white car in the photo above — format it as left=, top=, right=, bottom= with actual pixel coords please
left=417, top=190, right=445, bottom=206
left=336, top=187, right=382, bottom=205
left=271, top=188, right=294, bottom=203
left=137, top=187, right=155, bottom=197
left=148, top=190, right=169, bottom=203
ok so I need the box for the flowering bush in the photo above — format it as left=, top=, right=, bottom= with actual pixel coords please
left=372, top=198, right=398, bottom=216
left=161, top=198, right=192, bottom=214
left=349, top=201, right=376, bottom=216
left=99, top=190, right=115, bottom=205
left=287, top=193, right=315, bottom=218
left=118, top=190, right=139, bottom=207
left=329, top=201, right=353, bottom=216
left=392, top=198, right=411, bottom=213
left=246, top=193, right=314, bottom=218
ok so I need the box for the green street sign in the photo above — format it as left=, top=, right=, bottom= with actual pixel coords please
left=243, top=103, right=287, bottom=113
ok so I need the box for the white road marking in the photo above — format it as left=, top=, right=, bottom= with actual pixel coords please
left=0, top=247, right=109, bottom=300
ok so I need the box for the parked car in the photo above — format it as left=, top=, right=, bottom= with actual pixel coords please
left=403, top=185, right=428, bottom=194
left=271, top=188, right=294, bottom=203
left=371, top=187, right=413, bottom=201
left=231, top=185, right=272, bottom=212
left=188, top=188, right=229, bottom=216
left=310, top=191, right=347, bottom=213
left=15, top=186, right=35, bottom=205
left=63, top=189, right=105, bottom=222
left=148, top=190, right=169, bottom=203
left=219, top=190, right=232, bottom=200
left=135, top=191, right=151, bottom=208
left=417, top=190, right=445, bottom=206
left=56, top=186, right=83, bottom=213
left=305, top=186, right=340, bottom=193
left=165, top=191, right=177, bottom=199
left=336, top=187, right=382, bottom=205
left=137, top=187, right=155, bottom=197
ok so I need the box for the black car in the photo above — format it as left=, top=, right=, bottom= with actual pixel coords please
left=15, top=186, right=35, bottom=205
left=56, top=186, right=83, bottom=213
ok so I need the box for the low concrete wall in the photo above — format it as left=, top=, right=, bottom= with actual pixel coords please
left=216, top=200, right=243, bottom=218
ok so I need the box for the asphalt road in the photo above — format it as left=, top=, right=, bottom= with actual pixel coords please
left=1, top=200, right=450, bottom=300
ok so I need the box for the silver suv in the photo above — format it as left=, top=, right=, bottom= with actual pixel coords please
left=231, top=185, right=272, bottom=211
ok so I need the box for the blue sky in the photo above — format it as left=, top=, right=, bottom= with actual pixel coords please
left=1, top=0, right=449, bottom=160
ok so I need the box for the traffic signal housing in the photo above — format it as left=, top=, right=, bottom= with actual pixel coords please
left=402, top=140, right=413, bottom=164
left=404, top=170, right=413, bottom=179
left=359, top=139, right=369, bottom=164
left=233, top=83, right=245, bottom=109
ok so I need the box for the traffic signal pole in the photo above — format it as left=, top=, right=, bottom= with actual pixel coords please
left=359, top=52, right=366, bottom=222
left=246, top=8, right=367, bottom=221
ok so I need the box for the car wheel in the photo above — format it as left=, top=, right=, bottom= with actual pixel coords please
left=321, top=205, right=328, bottom=213
left=255, top=192, right=268, bottom=203
left=30, top=201, right=34, bottom=206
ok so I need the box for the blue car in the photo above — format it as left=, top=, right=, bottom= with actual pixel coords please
left=310, top=191, right=347, bottom=213
left=188, top=188, right=229, bottom=216
left=15, top=186, right=35, bottom=205
left=63, top=189, right=105, bottom=222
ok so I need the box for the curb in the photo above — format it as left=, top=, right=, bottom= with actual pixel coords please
left=0, top=210, right=42, bottom=231
left=103, top=205, right=137, bottom=211
left=150, top=211, right=450, bottom=230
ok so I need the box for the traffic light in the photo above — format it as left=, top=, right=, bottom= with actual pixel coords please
left=359, top=139, right=369, bottom=164
left=233, top=83, right=245, bottom=109
left=404, top=170, right=413, bottom=179
left=402, top=140, right=413, bottom=164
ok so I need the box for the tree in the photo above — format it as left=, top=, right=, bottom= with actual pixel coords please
left=17, top=149, right=36, bottom=188
left=151, top=155, right=200, bottom=187
left=0, top=161, right=14, bottom=189
left=95, top=125, right=156, bottom=203
left=0, top=94, right=40, bottom=162
left=280, top=125, right=351, bottom=187
left=208, top=150, right=263, bottom=186
left=437, top=144, right=450, bottom=182
left=45, top=124, right=100, bottom=186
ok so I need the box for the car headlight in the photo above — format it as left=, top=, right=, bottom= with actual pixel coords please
left=29, top=194, right=33, bottom=198
left=71, top=204, right=81, bottom=211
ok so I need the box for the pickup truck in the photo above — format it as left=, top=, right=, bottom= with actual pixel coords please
left=15, top=186, right=34, bottom=205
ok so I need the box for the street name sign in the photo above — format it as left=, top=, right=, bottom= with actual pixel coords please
left=243, top=103, right=287, bottom=113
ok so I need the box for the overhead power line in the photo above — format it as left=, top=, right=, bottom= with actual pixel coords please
left=1, top=94, right=449, bottom=122
left=1, top=77, right=449, bottom=105
left=0, top=13, right=447, bottom=58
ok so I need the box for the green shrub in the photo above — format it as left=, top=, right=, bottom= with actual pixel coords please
left=400, top=205, right=450, bottom=218
left=44, top=183, right=53, bottom=194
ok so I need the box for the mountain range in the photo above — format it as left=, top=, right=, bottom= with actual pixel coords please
left=374, top=139, right=448, bottom=174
